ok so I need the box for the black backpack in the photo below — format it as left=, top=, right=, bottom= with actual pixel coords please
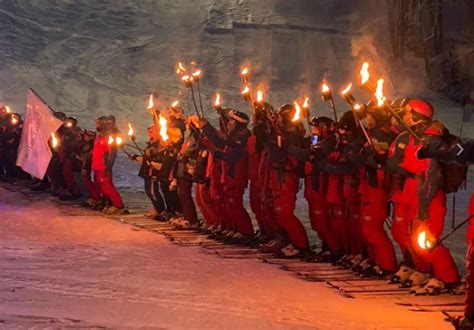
left=439, top=133, right=468, bottom=193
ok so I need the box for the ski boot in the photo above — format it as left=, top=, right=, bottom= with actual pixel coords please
left=412, top=278, right=448, bottom=295
left=451, top=316, right=474, bottom=330
left=402, top=271, right=430, bottom=289
left=449, top=282, right=467, bottom=296
left=353, top=258, right=371, bottom=274
left=105, top=206, right=127, bottom=215
left=388, top=265, right=415, bottom=284
left=144, top=208, right=157, bottom=218
left=280, top=244, right=301, bottom=258
left=174, top=218, right=199, bottom=230
left=348, top=254, right=364, bottom=270
left=261, top=238, right=287, bottom=253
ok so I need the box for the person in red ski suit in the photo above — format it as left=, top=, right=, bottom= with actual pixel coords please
left=91, top=116, right=124, bottom=213
left=78, top=129, right=101, bottom=207
left=267, top=104, right=308, bottom=257
left=417, top=136, right=473, bottom=326
left=196, top=110, right=254, bottom=240
left=288, top=116, right=343, bottom=261
left=398, top=100, right=459, bottom=287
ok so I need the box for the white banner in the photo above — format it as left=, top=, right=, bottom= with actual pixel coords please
left=16, top=89, right=63, bottom=179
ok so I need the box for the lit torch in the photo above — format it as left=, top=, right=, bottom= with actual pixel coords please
left=11, top=115, right=19, bottom=125
left=214, top=93, right=222, bottom=110
left=320, top=82, right=338, bottom=122
left=176, top=62, right=186, bottom=75
left=5, top=106, right=11, bottom=114
left=359, top=61, right=375, bottom=93
left=171, top=100, right=179, bottom=109
left=417, top=230, right=434, bottom=251
left=51, top=132, right=59, bottom=149
left=115, top=136, right=123, bottom=146
left=127, top=122, right=135, bottom=140
left=256, top=89, right=264, bottom=104
left=292, top=102, right=302, bottom=122
left=108, top=135, right=114, bottom=145
left=240, top=66, right=249, bottom=84
left=191, top=68, right=205, bottom=117
left=341, top=83, right=355, bottom=105
left=159, top=114, right=169, bottom=142
left=375, top=78, right=386, bottom=107
left=147, top=94, right=155, bottom=116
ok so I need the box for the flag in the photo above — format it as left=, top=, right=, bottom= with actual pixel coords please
left=16, top=89, right=63, bottom=179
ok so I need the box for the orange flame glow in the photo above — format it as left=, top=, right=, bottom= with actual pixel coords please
left=147, top=94, right=154, bottom=110
left=321, top=83, right=331, bottom=93
left=159, top=114, right=169, bottom=142
left=292, top=102, right=302, bottom=122
left=108, top=136, right=114, bottom=145
left=127, top=123, right=134, bottom=136
left=241, top=85, right=250, bottom=95
left=11, top=116, right=18, bottom=125
left=214, top=93, right=221, bottom=107
left=115, top=136, right=123, bottom=146
left=417, top=231, right=433, bottom=250
left=360, top=62, right=370, bottom=85
left=375, top=78, right=386, bottom=107
left=303, top=97, right=309, bottom=108
left=171, top=100, right=179, bottom=108
left=341, top=83, right=353, bottom=95
left=176, top=62, right=186, bottom=74
left=5, top=106, right=11, bottom=113
left=256, top=90, right=264, bottom=103
left=51, top=132, right=59, bottom=148
left=181, top=75, right=193, bottom=83
left=353, top=103, right=362, bottom=111
left=241, top=67, right=249, bottom=76
left=192, top=69, right=202, bottom=78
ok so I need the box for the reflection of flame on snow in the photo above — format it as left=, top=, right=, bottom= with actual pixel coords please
left=292, top=102, right=302, bottom=122
left=127, top=123, right=134, bottom=137
left=375, top=78, right=386, bottom=107
left=159, top=115, right=169, bottom=142
left=360, top=61, right=370, bottom=85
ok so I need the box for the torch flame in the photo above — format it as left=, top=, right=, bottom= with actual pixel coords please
left=5, top=106, right=11, bottom=113
left=417, top=231, right=433, bottom=250
left=292, top=102, right=302, bottom=122
left=341, top=83, right=353, bottom=95
left=147, top=94, right=154, bottom=110
left=181, top=75, right=193, bottom=83
left=360, top=62, right=370, bottom=85
left=127, top=123, right=134, bottom=136
left=321, top=83, right=330, bottom=93
left=241, top=85, right=250, bottom=95
left=214, top=93, right=221, bottom=107
left=171, top=100, right=179, bottom=108
left=241, top=67, right=249, bottom=76
left=256, top=90, right=263, bottom=103
left=115, top=136, right=123, bottom=146
left=108, top=136, right=114, bottom=145
left=192, top=69, right=202, bottom=78
left=375, top=78, right=386, bottom=107
left=159, top=114, right=169, bottom=142
left=303, top=97, right=309, bottom=108
left=353, top=103, right=362, bottom=111
left=176, top=62, right=186, bottom=74
left=51, top=132, right=59, bottom=149
left=11, top=116, right=18, bottom=125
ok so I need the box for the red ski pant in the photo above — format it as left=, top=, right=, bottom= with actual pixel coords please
left=62, top=157, right=81, bottom=196
left=307, top=197, right=341, bottom=252
left=94, top=171, right=124, bottom=208
left=360, top=199, right=397, bottom=272
left=391, top=202, right=429, bottom=271
left=464, top=193, right=474, bottom=318
left=82, top=172, right=101, bottom=201
left=347, top=199, right=364, bottom=256
left=196, top=183, right=219, bottom=227
left=410, top=191, right=460, bottom=284
left=327, top=203, right=347, bottom=254
left=249, top=179, right=266, bottom=233
left=272, top=172, right=309, bottom=250
left=223, top=184, right=254, bottom=235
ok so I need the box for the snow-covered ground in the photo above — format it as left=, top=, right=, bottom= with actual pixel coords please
left=0, top=186, right=452, bottom=329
